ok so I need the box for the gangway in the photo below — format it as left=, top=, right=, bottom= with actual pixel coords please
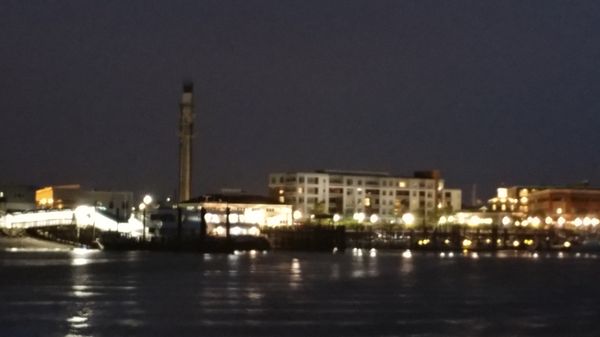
left=0, top=206, right=144, bottom=236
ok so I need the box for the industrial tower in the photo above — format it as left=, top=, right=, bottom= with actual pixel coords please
left=178, top=82, right=194, bottom=202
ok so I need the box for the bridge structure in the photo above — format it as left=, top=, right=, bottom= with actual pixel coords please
left=0, top=206, right=144, bottom=236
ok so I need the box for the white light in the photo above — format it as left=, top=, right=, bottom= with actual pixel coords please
left=583, top=217, right=592, bottom=226
left=229, top=213, right=239, bottom=224
left=369, top=248, right=377, bottom=257
left=438, top=216, right=447, bottom=225
left=402, top=249, right=412, bottom=258
left=401, top=213, right=415, bottom=226
left=574, top=218, right=583, bottom=227
left=557, top=216, right=566, bottom=227
left=293, top=210, right=302, bottom=220
left=230, top=226, right=244, bottom=236
left=210, top=213, right=221, bottom=224
left=369, top=214, right=379, bottom=224
left=333, top=214, right=341, bottom=222
left=214, top=226, right=226, bottom=236
left=248, top=226, right=260, bottom=236
left=138, top=203, right=146, bottom=211
left=563, top=241, right=571, bottom=248
left=545, top=216, right=553, bottom=225
left=468, top=216, right=480, bottom=227
left=531, top=217, right=541, bottom=227
left=353, top=212, right=365, bottom=223
left=143, top=195, right=152, bottom=205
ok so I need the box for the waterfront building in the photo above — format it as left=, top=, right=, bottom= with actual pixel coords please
left=484, top=185, right=600, bottom=229
left=0, top=185, right=37, bottom=213
left=35, top=185, right=133, bottom=219
left=527, top=188, right=600, bottom=228
left=157, top=193, right=293, bottom=237
left=268, top=170, right=461, bottom=224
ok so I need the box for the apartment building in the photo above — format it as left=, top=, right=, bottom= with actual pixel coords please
left=268, top=170, right=461, bottom=223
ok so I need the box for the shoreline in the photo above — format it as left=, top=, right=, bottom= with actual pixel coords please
left=0, top=235, right=75, bottom=251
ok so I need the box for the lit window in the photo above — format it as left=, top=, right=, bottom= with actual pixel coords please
left=398, top=181, right=406, bottom=188
left=365, top=198, right=371, bottom=207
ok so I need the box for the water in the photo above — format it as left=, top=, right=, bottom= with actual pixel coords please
left=1, top=249, right=600, bottom=337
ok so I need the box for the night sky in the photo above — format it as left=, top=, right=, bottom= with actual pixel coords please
left=2, top=1, right=600, bottom=202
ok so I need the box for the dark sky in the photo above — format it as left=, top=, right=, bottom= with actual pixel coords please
left=2, top=0, right=600, bottom=202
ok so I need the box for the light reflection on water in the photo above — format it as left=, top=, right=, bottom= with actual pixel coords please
left=0, top=250, right=600, bottom=336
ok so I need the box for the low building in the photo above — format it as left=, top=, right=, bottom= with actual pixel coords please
left=35, top=184, right=133, bottom=219
left=0, top=185, right=37, bottom=212
left=487, top=185, right=600, bottom=229
left=268, top=169, right=461, bottom=224
left=160, top=193, right=293, bottom=237
left=528, top=188, right=600, bottom=228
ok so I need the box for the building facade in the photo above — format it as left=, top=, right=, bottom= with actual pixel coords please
left=268, top=170, right=461, bottom=223
left=528, top=188, right=600, bottom=221
left=485, top=185, right=600, bottom=229
left=171, top=194, right=293, bottom=237
left=0, top=185, right=37, bottom=213
left=35, top=185, right=133, bottom=219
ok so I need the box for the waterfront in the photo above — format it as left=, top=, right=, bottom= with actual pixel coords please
left=1, top=250, right=600, bottom=337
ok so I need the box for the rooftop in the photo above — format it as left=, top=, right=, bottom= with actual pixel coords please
left=183, top=194, right=280, bottom=205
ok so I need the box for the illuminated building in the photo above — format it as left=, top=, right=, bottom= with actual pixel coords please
left=268, top=170, right=461, bottom=223
left=484, top=185, right=600, bottom=229
left=35, top=185, right=133, bottom=218
left=528, top=188, right=600, bottom=227
left=488, top=187, right=519, bottom=213
left=167, top=193, right=293, bottom=237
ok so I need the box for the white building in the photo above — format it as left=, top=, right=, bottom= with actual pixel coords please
left=268, top=170, right=461, bottom=223
left=167, top=194, right=293, bottom=237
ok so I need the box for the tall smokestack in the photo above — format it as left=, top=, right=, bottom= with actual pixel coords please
left=178, top=82, right=194, bottom=202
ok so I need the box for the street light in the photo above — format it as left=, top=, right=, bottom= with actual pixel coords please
left=293, top=210, right=302, bottom=221
left=140, top=194, right=152, bottom=241
left=402, top=213, right=415, bottom=227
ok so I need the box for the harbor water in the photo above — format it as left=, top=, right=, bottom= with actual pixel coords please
left=1, top=249, right=599, bottom=337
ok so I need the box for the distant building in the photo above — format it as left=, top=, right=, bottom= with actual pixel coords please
left=487, top=187, right=519, bottom=213
left=0, top=185, right=37, bottom=212
left=528, top=188, right=600, bottom=221
left=486, top=185, right=600, bottom=229
left=164, top=193, right=293, bottom=237
left=268, top=170, right=461, bottom=223
left=35, top=185, right=133, bottom=219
